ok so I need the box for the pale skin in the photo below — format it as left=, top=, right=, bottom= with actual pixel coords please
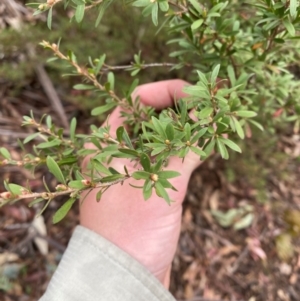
left=80, top=80, right=202, bottom=288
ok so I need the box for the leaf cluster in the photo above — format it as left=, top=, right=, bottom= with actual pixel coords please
left=1, top=0, right=300, bottom=222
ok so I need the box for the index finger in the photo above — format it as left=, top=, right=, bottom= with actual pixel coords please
left=133, top=79, right=189, bottom=110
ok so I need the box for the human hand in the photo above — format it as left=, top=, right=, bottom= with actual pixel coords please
left=80, top=80, right=202, bottom=288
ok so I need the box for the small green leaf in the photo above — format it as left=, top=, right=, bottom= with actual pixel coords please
left=70, top=118, right=77, bottom=142
left=104, top=168, right=117, bottom=176
left=96, top=190, right=102, bottom=202
left=248, top=119, right=264, bottom=131
left=28, top=198, right=45, bottom=207
left=143, top=179, right=152, bottom=200
left=159, top=178, right=175, bottom=189
left=75, top=4, right=85, bottom=23
left=283, top=18, right=295, bottom=36
left=232, top=117, right=245, bottom=139
left=122, top=128, right=134, bottom=149
left=142, top=122, right=150, bottom=142
left=218, top=137, right=241, bottom=153
left=8, top=184, right=25, bottom=195
left=211, top=64, right=220, bottom=84
left=290, top=0, right=298, bottom=20
left=140, top=153, right=151, bottom=172
left=68, top=180, right=85, bottom=189
left=73, top=84, right=95, bottom=90
left=157, top=170, right=180, bottom=179
left=91, top=159, right=111, bottom=175
left=188, top=0, right=203, bottom=13
left=47, top=7, right=53, bottom=29
left=153, top=159, right=163, bottom=173
left=116, top=126, right=124, bottom=143
left=23, top=132, right=40, bottom=144
left=216, top=138, right=229, bottom=159
left=190, top=146, right=206, bottom=158
left=46, top=156, right=66, bottom=184
left=152, top=2, right=159, bottom=26
left=0, top=147, right=11, bottom=160
left=198, top=107, right=213, bottom=119
left=151, top=146, right=166, bottom=156
left=107, top=72, right=115, bottom=90
left=204, top=139, right=215, bottom=156
left=91, top=102, right=116, bottom=116
left=191, top=19, right=204, bottom=30
left=37, top=139, right=61, bottom=149
left=155, top=181, right=171, bottom=204
left=132, top=171, right=150, bottom=180
left=151, top=117, right=166, bottom=139
left=184, top=123, right=191, bottom=141
left=118, top=148, right=140, bottom=158
left=159, top=1, right=169, bottom=12
left=95, top=54, right=106, bottom=75
left=53, top=198, right=76, bottom=224
left=100, top=174, right=125, bottom=183
left=236, top=111, right=257, bottom=118
left=165, top=123, right=175, bottom=141
left=190, top=127, right=208, bottom=144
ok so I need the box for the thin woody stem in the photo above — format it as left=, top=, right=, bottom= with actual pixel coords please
left=102, top=62, right=176, bottom=71
left=0, top=176, right=129, bottom=205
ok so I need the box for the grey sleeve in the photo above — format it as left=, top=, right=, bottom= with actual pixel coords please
left=39, top=225, right=176, bottom=301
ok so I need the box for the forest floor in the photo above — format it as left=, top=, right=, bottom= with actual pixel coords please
left=1, top=1, right=300, bottom=301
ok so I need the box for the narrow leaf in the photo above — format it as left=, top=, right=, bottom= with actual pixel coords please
left=152, top=2, right=158, bottom=26
left=68, top=180, right=85, bottom=189
left=166, top=123, right=175, bottom=141
left=236, top=111, right=257, bottom=118
left=155, top=181, right=171, bottom=204
left=132, top=171, right=150, bottom=180
left=157, top=170, right=180, bottom=179
left=100, top=174, right=125, bottom=183
left=190, top=146, right=206, bottom=158
left=211, top=64, right=220, bottom=84
left=46, top=156, right=66, bottom=184
left=122, top=128, right=134, bottom=149
left=23, top=132, right=40, bottom=144
left=47, top=7, right=53, bottom=29
left=143, top=179, right=152, bottom=200
left=232, top=117, right=245, bottom=139
left=216, top=138, right=229, bottom=159
left=70, top=117, right=77, bottom=142
left=140, top=153, right=151, bottom=172
left=37, top=139, right=61, bottom=149
left=218, top=137, right=242, bottom=153
left=0, top=147, right=11, bottom=160
left=75, top=4, right=85, bottom=23
left=53, top=198, right=76, bottom=224
left=91, top=102, right=116, bottom=116
left=116, top=126, right=124, bottom=143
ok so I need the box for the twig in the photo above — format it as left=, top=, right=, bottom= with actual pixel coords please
left=102, top=62, right=176, bottom=71
left=197, top=228, right=233, bottom=246
left=0, top=177, right=129, bottom=205
left=227, top=246, right=249, bottom=275
left=0, top=129, right=39, bottom=139
left=85, top=0, right=104, bottom=10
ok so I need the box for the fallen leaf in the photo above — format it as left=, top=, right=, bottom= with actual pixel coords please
left=31, top=215, right=48, bottom=255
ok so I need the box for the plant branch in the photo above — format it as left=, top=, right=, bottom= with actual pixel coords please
left=0, top=176, right=129, bottom=206
left=102, top=62, right=176, bottom=71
